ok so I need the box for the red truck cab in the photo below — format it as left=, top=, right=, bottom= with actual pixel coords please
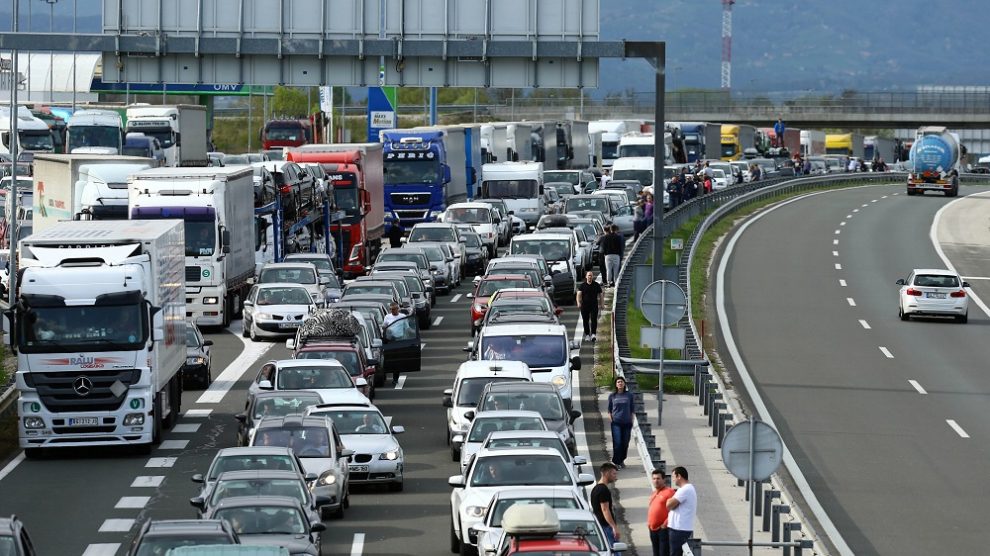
left=261, top=119, right=312, bottom=150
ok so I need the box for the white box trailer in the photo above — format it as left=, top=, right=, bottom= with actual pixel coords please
left=507, top=123, right=532, bottom=162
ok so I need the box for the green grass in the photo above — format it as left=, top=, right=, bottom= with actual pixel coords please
left=625, top=305, right=693, bottom=394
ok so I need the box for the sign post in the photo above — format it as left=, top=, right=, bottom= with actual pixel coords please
left=639, top=279, right=687, bottom=425
left=722, top=420, right=784, bottom=555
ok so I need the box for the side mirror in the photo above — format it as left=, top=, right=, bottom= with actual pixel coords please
left=341, top=448, right=355, bottom=457
left=355, top=377, right=368, bottom=388
left=304, top=472, right=318, bottom=482
left=235, top=413, right=247, bottom=423
left=189, top=497, right=206, bottom=510
left=320, top=276, right=330, bottom=286
left=285, top=339, right=296, bottom=350
left=392, top=425, right=405, bottom=434
left=570, top=356, right=582, bottom=371
left=221, top=229, right=231, bottom=253
left=963, top=281, right=971, bottom=288
left=569, top=409, right=582, bottom=423
left=311, top=522, right=327, bottom=533
left=895, top=278, right=905, bottom=285
left=443, top=164, right=452, bottom=183
left=463, top=410, right=475, bottom=421
left=451, top=434, right=465, bottom=445
left=578, top=473, right=595, bottom=486
left=258, top=379, right=274, bottom=390
left=573, top=456, right=587, bottom=465
left=430, top=264, right=438, bottom=271
left=554, top=307, right=563, bottom=316
left=191, top=473, right=205, bottom=484
left=612, top=543, right=629, bottom=552
left=466, top=292, right=474, bottom=299
left=448, top=475, right=466, bottom=488
left=314, top=495, right=332, bottom=507
left=372, top=338, right=383, bottom=349
left=203, top=339, right=214, bottom=346
left=442, top=389, right=454, bottom=408
left=151, top=307, right=165, bottom=342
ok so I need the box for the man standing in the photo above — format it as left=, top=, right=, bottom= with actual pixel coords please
left=386, top=216, right=404, bottom=248
left=648, top=469, right=676, bottom=556
left=665, top=466, right=697, bottom=556
left=591, top=462, right=622, bottom=554
left=576, top=271, right=604, bottom=342
left=382, top=303, right=405, bottom=385
left=773, top=118, right=785, bottom=148
left=600, top=168, right=612, bottom=189
left=601, top=225, right=623, bottom=288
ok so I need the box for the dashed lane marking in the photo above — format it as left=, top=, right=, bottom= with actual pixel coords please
left=881, top=195, right=888, bottom=199
left=131, top=476, right=166, bottom=488
left=183, top=409, right=213, bottom=418
left=171, top=423, right=201, bottom=434
left=833, top=251, right=839, bottom=257
left=351, top=533, right=366, bottom=556
left=847, top=298, right=856, bottom=307
left=871, top=199, right=879, bottom=203
left=82, top=544, right=121, bottom=556
left=159, top=440, right=190, bottom=450
left=833, top=239, right=839, bottom=245
left=879, top=346, right=894, bottom=359
left=115, top=496, right=151, bottom=509
left=862, top=203, right=869, bottom=207
left=835, top=263, right=842, bottom=270
left=98, top=519, right=135, bottom=533
left=433, top=316, right=444, bottom=326
left=834, top=229, right=841, bottom=235
left=947, top=420, right=970, bottom=438
left=839, top=279, right=847, bottom=287
left=394, top=376, right=407, bottom=390
left=450, top=294, right=462, bottom=303
left=846, top=214, right=853, bottom=219
left=853, top=208, right=860, bottom=213
left=908, top=380, right=927, bottom=395
left=145, top=457, right=177, bottom=468
left=840, top=221, right=846, bottom=226
left=859, top=319, right=871, bottom=329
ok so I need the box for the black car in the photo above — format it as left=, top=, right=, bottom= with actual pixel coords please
left=0, top=515, right=37, bottom=555
left=183, top=322, right=214, bottom=389
left=127, top=519, right=239, bottom=556
left=459, top=231, right=489, bottom=277
left=236, top=390, right=324, bottom=447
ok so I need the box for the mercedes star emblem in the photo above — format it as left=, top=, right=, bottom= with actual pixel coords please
left=73, top=376, right=94, bottom=397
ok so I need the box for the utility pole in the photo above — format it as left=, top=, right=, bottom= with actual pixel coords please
left=47, top=0, right=57, bottom=103
left=8, top=0, right=21, bottom=306
left=721, top=0, right=734, bottom=91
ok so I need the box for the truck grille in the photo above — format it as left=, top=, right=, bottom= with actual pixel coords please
left=395, top=210, right=429, bottom=221
left=186, top=266, right=201, bottom=283
left=390, top=192, right=431, bottom=206
left=28, top=369, right=142, bottom=413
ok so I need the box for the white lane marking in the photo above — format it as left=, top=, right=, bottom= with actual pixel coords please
left=862, top=203, right=869, bottom=207
left=834, top=229, right=841, bottom=235
left=145, top=457, right=177, bottom=468
left=115, top=496, right=151, bottom=509
left=572, top=309, right=584, bottom=345
left=892, top=192, right=900, bottom=195
left=879, top=346, right=894, bottom=359
left=98, top=519, right=135, bottom=533
left=82, top=544, right=121, bottom=556
left=833, top=239, right=839, bottom=245
left=846, top=214, right=853, bottom=219
left=394, top=376, right=407, bottom=390
left=871, top=199, right=878, bottom=203
left=839, top=280, right=847, bottom=287
left=572, top=368, right=594, bottom=499
left=853, top=208, right=860, bottom=213
left=832, top=251, right=839, bottom=257
left=881, top=195, right=889, bottom=199
left=947, top=419, right=970, bottom=438
left=184, top=408, right=213, bottom=418
left=196, top=331, right=272, bottom=404
left=450, top=294, right=462, bottom=303
left=131, top=476, right=166, bottom=488
left=433, top=316, right=444, bottom=326
left=931, top=194, right=990, bottom=319
left=908, top=380, right=927, bottom=394
left=847, top=298, right=856, bottom=307
left=351, top=533, right=366, bottom=556
left=420, top=343, right=426, bottom=351
left=0, top=453, right=25, bottom=484
left=962, top=276, right=990, bottom=280
left=858, top=319, right=871, bottom=329
left=172, top=423, right=201, bottom=434
left=835, top=263, right=842, bottom=270
left=159, top=440, right=189, bottom=450
left=840, top=221, right=846, bottom=226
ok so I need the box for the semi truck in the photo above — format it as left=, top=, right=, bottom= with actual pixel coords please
left=129, top=166, right=255, bottom=327
left=32, top=154, right=154, bottom=231
left=480, top=161, right=544, bottom=229
left=450, top=124, right=483, bottom=199
left=589, top=120, right=642, bottom=168
left=800, top=130, right=826, bottom=157
left=66, top=109, right=125, bottom=154
left=0, top=106, right=56, bottom=154
left=672, top=122, right=722, bottom=162
left=562, top=121, right=591, bottom=170
left=864, top=136, right=897, bottom=163
left=10, top=219, right=185, bottom=455
left=261, top=119, right=313, bottom=151
left=907, top=127, right=961, bottom=197
left=529, top=122, right=560, bottom=170
left=507, top=123, right=533, bottom=162
left=124, top=104, right=208, bottom=167
left=720, top=124, right=756, bottom=161
left=825, top=133, right=864, bottom=158
left=379, top=128, right=467, bottom=230
left=287, top=144, right=385, bottom=278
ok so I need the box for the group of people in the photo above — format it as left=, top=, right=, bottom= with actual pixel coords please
left=666, top=161, right=727, bottom=209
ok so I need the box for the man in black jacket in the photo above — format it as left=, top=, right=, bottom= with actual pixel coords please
left=601, top=225, right=624, bottom=288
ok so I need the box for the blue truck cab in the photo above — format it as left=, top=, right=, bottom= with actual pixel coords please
left=380, top=129, right=456, bottom=230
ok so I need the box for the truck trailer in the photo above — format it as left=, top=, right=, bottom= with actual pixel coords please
left=125, top=104, right=208, bottom=167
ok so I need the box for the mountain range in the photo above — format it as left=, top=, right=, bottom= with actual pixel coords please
left=1, top=0, right=984, bottom=95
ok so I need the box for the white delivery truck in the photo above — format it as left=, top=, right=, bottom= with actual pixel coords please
left=11, top=219, right=186, bottom=455
left=66, top=109, right=125, bottom=154
left=589, top=120, right=643, bottom=169
left=125, top=104, right=208, bottom=167
left=32, top=153, right=153, bottom=231
left=507, top=123, right=533, bottom=162
left=129, top=166, right=255, bottom=327
left=480, top=161, right=544, bottom=229
left=0, top=106, right=55, bottom=154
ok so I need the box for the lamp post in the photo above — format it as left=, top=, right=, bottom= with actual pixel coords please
left=46, top=0, right=58, bottom=103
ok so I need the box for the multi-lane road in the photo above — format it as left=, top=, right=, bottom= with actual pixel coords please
left=0, top=278, right=601, bottom=556
left=718, top=184, right=990, bottom=555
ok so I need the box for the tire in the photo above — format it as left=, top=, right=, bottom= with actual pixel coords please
left=319, top=506, right=333, bottom=521
left=152, top=392, right=163, bottom=445
left=460, top=541, right=477, bottom=556
left=450, top=519, right=461, bottom=553
left=451, top=445, right=460, bottom=462
left=241, top=318, right=250, bottom=338
left=342, top=491, right=350, bottom=509
left=388, top=480, right=404, bottom=492
left=957, top=313, right=968, bottom=323
left=899, top=306, right=909, bottom=321
left=374, top=369, right=385, bottom=388
left=420, top=316, right=432, bottom=330
left=249, top=323, right=259, bottom=342
left=23, top=448, right=44, bottom=460
left=221, top=294, right=231, bottom=328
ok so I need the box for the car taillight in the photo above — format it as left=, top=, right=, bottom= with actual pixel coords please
left=906, top=288, right=923, bottom=296
left=348, top=243, right=363, bottom=262
left=950, top=290, right=966, bottom=298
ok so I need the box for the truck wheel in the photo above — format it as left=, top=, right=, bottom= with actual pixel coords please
left=23, top=448, right=44, bottom=460
left=221, top=295, right=232, bottom=328
left=152, top=393, right=163, bottom=445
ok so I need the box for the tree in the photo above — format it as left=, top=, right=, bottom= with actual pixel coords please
left=271, top=86, right=312, bottom=118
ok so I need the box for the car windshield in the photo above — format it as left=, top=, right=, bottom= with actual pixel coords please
left=259, top=267, right=317, bottom=285
left=565, top=197, right=609, bottom=214
left=416, top=246, right=445, bottom=262
left=209, top=454, right=296, bottom=480
left=543, top=171, right=579, bottom=185
left=478, top=279, right=533, bottom=297
left=254, top=426, right=331, bottom=458
left=482, top=179, right=538, bottom=199
left=446, top=207, right=491, bottom=224
left=914, top=274, right=959, bottom=288
left=135, top=536, right=234, bottom=556
left=456, top=377, right=528, bottom=406
left=213, top=506, right=307, bottom=535
left=559, top=519, right=606, bottom=551
left=253, top=395, right=321, bottom=420
left=378, top=252, right=427, bottom=269
left=276, top=365, right=352, bottom=390
left=490, top=498, right=580, bottom=527
left=294, top=351, right=361, bottom=377
left=462, top=234, right=482, bottom=248
left=479, top=391, right=565, bottom=420
left=211, top=478, right=307, bottom=507
left=468, top=416, right=545, bottom=442
left=290, top=257, right=333, bottom=272
left=488, top=301, right=552, bottom=320
left=469, top=455, right=572, bottom=486
left=409, top=227, right=456, bottom=242
left=549, top=183, right=575, bottom=196
left=511, top=240, right=570, bottom=262
left=185, top=325, right=202, bottom=347
left=574, top=223, right=596, bottom=238
left=611, top=169, right=653, bottom=186
left=485, top=436, right=568, bottom=460
left=256, top=287, right=313, bottom=306
left=345, top=284, right=395, bottom=297
left=225, top=155, right=250, bottom=165
left=318, top=410, right=388, bottom=435
left=480, top=335, right=567, bottom=369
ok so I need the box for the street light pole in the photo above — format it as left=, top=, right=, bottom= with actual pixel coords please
left=47, top=0, right=57, bottom=103
left=8, top=0, right=21, bottom=306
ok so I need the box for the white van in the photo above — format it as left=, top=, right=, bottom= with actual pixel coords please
left=480, top=161, right=544, bottom=229
left=611, top=156, right=670, bottom=207
left=443, top=360, right=533, bottom=460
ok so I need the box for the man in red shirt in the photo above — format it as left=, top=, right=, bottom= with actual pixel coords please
left=648, top=469, right=676, bottom=556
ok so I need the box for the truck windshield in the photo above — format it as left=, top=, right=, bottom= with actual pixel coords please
left=20, top=303, right=145, bottom=352
left=618, top=144, right=654, bottom=157
left=602, top=141, right=618, bottom=160
left=19, top=130, right=54, bottom=151
left=122, top=146, right=151, bottom=157
left=334, top=187, right=360, bottom=217
left=384, top=160, right=440, bottom=184
left=543, top=171, right=578, bottom=185
left=482, top=180, right=538, bottom=200
left=128, top=126, right=173, bottom=149
left=611, top=170, right=652, bottom=187
left=68, top=126, right=121, bottom=152
left=480, top=335, right=567, bottom=368
left=265, top=124, right=305, bottom=142
left=186, top=221, right=216, bottom=257
left=721, top=143, right=738, bottom=158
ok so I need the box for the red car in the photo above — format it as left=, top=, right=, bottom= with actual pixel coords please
left=467, top=274, right=535, bottom=334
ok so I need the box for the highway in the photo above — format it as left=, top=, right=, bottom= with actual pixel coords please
left=0, top=278, right=600, bottom=556
left=718, top=184, right=990, bottom=555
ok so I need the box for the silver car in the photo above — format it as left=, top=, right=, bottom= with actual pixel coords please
left=256, top=262, right=329, bottom=307
left=242, top=283, right=316, bottom=341
left=307, top=403, right=406, bottom=491
left=203, top=495, right=325, bottom=554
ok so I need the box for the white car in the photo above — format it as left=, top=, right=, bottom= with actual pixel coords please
left=248, top=359, right=371, bottom=405
left=256, top=261, right=329, bottom=307
left=242, top=282, right=316, bottom=341
left=711, top=168, right=729, bottom=190
left=306, top=403, right=406, bottom=492
left=456, top=410, right=548, bottom=474
left=444, top=361, right=534, bottom=460
left=444, top=202, right=501, bottom=257
left=896, top=268, right=970, bottom=322
left=448, top=447, right=595, bottom=554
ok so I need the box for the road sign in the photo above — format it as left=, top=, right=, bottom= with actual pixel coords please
left=721, top=420, right=784, bottom=482
left=670, top=238, right=684, bottom=250
left=640, top=326, right=685, bottom=350
left=640, top=280, right=686, bottom=327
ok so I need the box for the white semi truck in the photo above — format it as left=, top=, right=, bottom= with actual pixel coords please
left=10, top=219, right=186, bottom=455
left=129, top=166, right=256, bottom=327
left=32, top=154, right=154, bottom=231
left=0, top=106, right=55, bottom=154
left=124, top=104, right=208, bottom=167
left=66, top=109, right=125, bottom=154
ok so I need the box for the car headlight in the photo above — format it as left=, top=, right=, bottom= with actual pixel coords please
left=551, top=375, right=567, bottom=389
left=379, top=449, right=400, bottom=461
left=186, top=356, right=206, bottom=365
left=464, top=505, right=487, bottom=519
left=203, top=297, right=219, bottom=305
left=318, top=471, right=337, bottom=486
left=255, top=313, right=274, bottom=320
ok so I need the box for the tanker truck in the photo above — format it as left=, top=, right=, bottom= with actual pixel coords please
left=907, top=127, right=961, bottom=197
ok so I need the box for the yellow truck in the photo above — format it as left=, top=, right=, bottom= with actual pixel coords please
left=720, top=124, right=756, bottom=161
left=825, top=133, right=864, bottom=158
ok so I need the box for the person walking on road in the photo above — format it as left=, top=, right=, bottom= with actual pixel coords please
left=591, top=462, right=622, bottom=555
left=648, top=469, right=676, bottom=556
left=666, top=466, right=697, bottom=556
left=601, top=225, right=623, bottom=288
left=576, top=271, right=604, bottom=342
left=386, top=216, right=404, bottom=248
left=608, top=377, right=634, bottom=468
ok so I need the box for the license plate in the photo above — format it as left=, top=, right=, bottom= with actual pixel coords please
left=926, top=293, right=946, bottom=299
left=349, top=465, right=369, bottom=472
left=69, top=417, right=99, bottom=426
left=278, top=322, right=300, bottom=329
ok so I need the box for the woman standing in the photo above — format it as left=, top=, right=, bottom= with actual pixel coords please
left=608, top=376, right=635, bottom=469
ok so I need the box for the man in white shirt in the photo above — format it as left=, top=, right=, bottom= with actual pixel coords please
left=383, top=303, right=403, bottom=328
left=665, top=466, right=697, bottom=556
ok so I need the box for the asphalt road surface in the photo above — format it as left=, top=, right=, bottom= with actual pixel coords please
left=718, top=184, right=990, bottom=555
left=0, top=275, right=601, bottom=556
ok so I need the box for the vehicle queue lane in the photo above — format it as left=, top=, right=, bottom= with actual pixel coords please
left=0, top=327, right=251, bottom=556
left=719, top=184, right=990, bottom=555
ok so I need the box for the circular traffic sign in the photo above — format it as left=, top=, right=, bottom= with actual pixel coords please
left=639, top=280, right=686, bottom=327
left=721, top=420, right=784, bottom=482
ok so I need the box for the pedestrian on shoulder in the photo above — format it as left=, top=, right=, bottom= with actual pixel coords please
left=632, top=200, right=646, bottom=241
left=576, top=271, right=604, bottom=342
left=648, top=469, right=677, bottom=556
left=591, top=462, right=622, bottom=555
left=666, top=466, right=697, bottom=556
left=601, top=226, right=623, bottom=288
left=608, top=377, right=634, bottom=468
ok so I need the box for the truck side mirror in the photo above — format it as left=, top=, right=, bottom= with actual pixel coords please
left=469, top=167, right=477, bottom=185
left=221, top=229, right=231, bottom=254
left=173, top=132, right=181, bottom=147
left=443, top=164, right=452, bottom=183
left=150, top=306, right=164, bottom=342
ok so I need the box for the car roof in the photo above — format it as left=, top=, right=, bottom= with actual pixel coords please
left=307, top=402, right=375, bottom=412
left=474, top=446, right=564, bottom=459
left=145, top=519, right=231, bottom=534
left=512, top=233, right=571, bottom=242
left=485, top=430, right=562, bottom=441
left=480, top=274, right=530, bottom=281
left=484, top=381, right=559, bottom=394
left=212, top=495, right=303, bottom=510
left=255, top=282, right=310, bottom=290
left=456, top=360, right=532, bottom=374
left=911, top=268, right=958, bottom=276
left=491, top=487, right=580, bottom=500
left=216, top=446, right=295, bottom=457
left=411, top=222, right=455, bottom=229
left=448, top=202, right=495, bottom=210
left=0, top=517, right=14, bottom=535
left=284, top=253, right=331, bottom=260
left=271, top=359, right=347, bottom=370
left=255, top=414, right=330, bottom=429
left=251, top=390, right=324, bottom=401
left=214, top=470, right=305, bottom=482
left=472, top=409, right=545, bottom=420
left=480, top=323, right=566, bottom=335
left=260, top=262, right=316, bottom=270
